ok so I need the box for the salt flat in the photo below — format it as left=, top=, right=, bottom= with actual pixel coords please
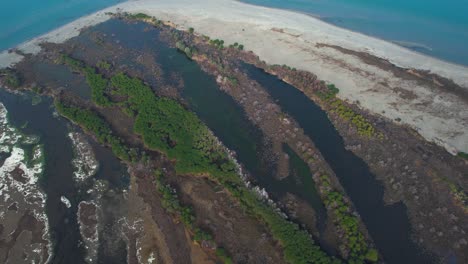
left=1, top=0, right=467, bottom=153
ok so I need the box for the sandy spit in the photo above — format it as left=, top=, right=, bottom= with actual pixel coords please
left=0, top=0, right=467, bottom=153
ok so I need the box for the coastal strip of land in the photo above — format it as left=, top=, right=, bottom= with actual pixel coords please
left=0, top=0, right=467, bottom=154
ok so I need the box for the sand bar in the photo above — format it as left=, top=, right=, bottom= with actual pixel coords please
left=1, top=0, right=467, bottom=153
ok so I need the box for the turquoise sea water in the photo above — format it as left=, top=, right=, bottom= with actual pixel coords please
left=242, top=0, right=468, bottom=66
left=0, top=0, right=123, bottom=52
left=2, top=0, right=466, bottom=66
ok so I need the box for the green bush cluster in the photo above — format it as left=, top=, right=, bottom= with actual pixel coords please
left=154, top=170, right=231, bottom=261
left=32, top=86, right=44, bottom=94
left=96, top=60, right=111, bottom=70
left=319, top=175, right=377, bottom=263
left=226, top=76, right=238, bottom=85
left=209, top=39, right=225, bottom=49
left=54, top=100, right=138, bottom=162
left=60, top=54, right=85, bottom=71
left=193, top=227, right=213, bottom=242
left=61, top=55, right=112, bottom=106
left=329, top=99, right=378, bottom=137
left=57, top=57, right=336, bottom=264
left=216, top=248, right=233, bottom=264
left=126, top=12, right=152, bottom=20
left=0, top=68, right=22, bottom=89
left=281, top=64, right=296, bottom=71
left=448, top=182, right=468, bottom=209
left=314, top=83, right=380, bottom=138
left=457, top=152, right=468, bottom=160
left=154, top=170, right=196, bottom=227
left=110, top=72, right=238, bottom=175
left=327, top=84, right=339, bottom=95
left=228, top=42, right=244, bottom=50
left=109, top=73, right=337, bottom=263
left=188, top=27, right=194, bottom=34
left=316, top=83, right=339, bottom=101
left=123, top=12, right=162, bottom=27
left=175, top=41, right=194, bottom=58
left=231, top=188, right=339, bottom=264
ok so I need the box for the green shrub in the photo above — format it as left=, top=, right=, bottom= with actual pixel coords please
left=216, top=248, right=233, bottom=264
left=365, top=249, right=378, bottom=262
left=209, top=39, right=225, bottom=49
left=193, top=228, right=213, bottom=242
left=109, top=72, right=337, bottom=263
left=61, top=55, right=112, bottom=106
left=319, top=175, right=376, bottom=262
left=457, top=152, right=468, bottom=159
left=96, top=60, right=111, bottom=70
left=327, top=84, right=339, bottom=95
left=176, top=41, right=193, bottom=58
left=447, top=182, right=468, bottom=208
left=128, top=13, right=151, bottom=20
left=54, top=100, right=134, bottom=162
left=1, top=69, right=21, bottom=88
left=56, top=57, right=337, bottom=264
left=329, top=99, right=379, bottom=138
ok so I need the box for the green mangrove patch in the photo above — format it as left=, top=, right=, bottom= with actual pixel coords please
left=56, top=53, right=340, bottom=264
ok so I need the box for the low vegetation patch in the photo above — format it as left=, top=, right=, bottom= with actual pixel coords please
left=57, top=49, right=339, bottom=264
left=216, top=248, right=234, bottom=264
left=447, top=181, right=468, bottom=210
left=228, top=42, right=244, bottom=50
left=125, top=12, right=152, bottom=20
left=60, top=55, right=112, bottom=106
left=0, top=69, right=21, bottom=88
left=175, top=41, right=194, bottom=58
left=96, top=60, right=111, bottom=70
left=316, top=83, right=382, bottom=138
left=107, top=70, right=338, bottom=264
left=209, top=39, right=225, bottom=49
left=54, top=100, right=138, bottom=162
left=457, top=152, right=468, bottom=160
left=318, top=174, right=378, bottom=263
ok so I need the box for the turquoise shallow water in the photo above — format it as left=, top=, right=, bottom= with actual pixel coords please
left=2, top=0, right=466, bottom=66
left=241, top=0, right=468, bottom=66
left=0, top=0, right=123, bottom=52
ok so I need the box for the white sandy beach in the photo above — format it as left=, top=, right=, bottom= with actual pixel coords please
left=1, top=0, right=467, bottom=153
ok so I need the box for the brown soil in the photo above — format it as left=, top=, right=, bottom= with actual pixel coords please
left=10, top=167, right=28, bottom=184
left=316, top=43, right=468, bottom=103
left=0, top=212, right=49, bottom=263
left=78, top=202, right=98, bottom=240
left=130, top=164, right=194, bottom=264
left=169, top=174, right=286, bottom=263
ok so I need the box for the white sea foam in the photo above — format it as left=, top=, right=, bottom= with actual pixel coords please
left=0, top=102, right=52, bottom=263
left=68, top=132, right=99, bottom=183
left=61, top=196, right=72, bottom=208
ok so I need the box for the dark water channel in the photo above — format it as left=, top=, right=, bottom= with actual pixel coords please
left=241, top=63, right=433, bottom=264
left=1, top=17, right=432, bottom=263
left=88, top=18, right=333, bottom=252
left=0, top=90, right=85, bottom=264
left=0, top=89, right=129, bottom=263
